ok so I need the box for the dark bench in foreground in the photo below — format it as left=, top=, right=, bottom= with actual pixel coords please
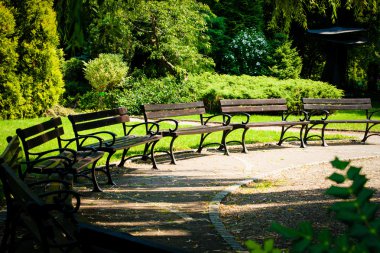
left=143, top=101, right=233, bottom=164
left=16, top=118, right=105, bottom=192
left=220, top=99, right=309, bottom=153
left=68, top=107, right=162, bottom=186
left=302, top=98, right=380, bottom=146
left=0, top=136, right=182, bottom=253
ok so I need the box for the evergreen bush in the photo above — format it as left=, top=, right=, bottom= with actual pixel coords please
left=3, top=0, right=64, bottom=118
left=0, top=2, right=23, bottom=119
left=269, top=41, right=302, bottom=79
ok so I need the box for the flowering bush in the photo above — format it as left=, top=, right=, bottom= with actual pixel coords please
left=222, top=28, right=270, bottom=76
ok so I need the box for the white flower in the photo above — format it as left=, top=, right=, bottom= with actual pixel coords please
left=256, top=62, right=261, bottom=66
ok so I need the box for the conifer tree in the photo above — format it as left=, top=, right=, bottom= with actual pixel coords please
left=2, top=0, right=64, bottom=118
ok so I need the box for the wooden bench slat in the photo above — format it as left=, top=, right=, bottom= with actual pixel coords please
left=222, top=104, right=288, bottom=113
left=69, top=107, right=128, bottom=123
left=16, top=118, right=62, bottom=138
left=84, top=135, right=161, bottom=151
left=303, top=104, right=372, bottom=110
left=144, top=101, right=205, bottom=111
left=22, top=127, right=64, bottom=150
left=144, top=108, right=206, bottom=119
left=220, top=98, right=286, bottom=106
left=74, top=115, right=130, bottom=132
left=302, top=98, right=371, bottom=104
left=168, top=125, right=231, bottom=136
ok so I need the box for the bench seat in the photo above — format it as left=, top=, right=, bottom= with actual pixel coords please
left=161, top=124, right=231, bottom=136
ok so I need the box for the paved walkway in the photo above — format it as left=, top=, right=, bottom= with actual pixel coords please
left=77, top=132, right=380, bottom=253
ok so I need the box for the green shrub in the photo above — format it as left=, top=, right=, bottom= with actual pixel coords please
left=186, top=73, right=344, bottom=112
left=247, top=157, right=380, bottom=253
left=116, top=76, right=201, bottom=115
left=78, top=74, right=201, bottom=114
left=84, top=53, right=129, bottom=92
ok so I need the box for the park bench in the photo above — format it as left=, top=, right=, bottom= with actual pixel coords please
left=16, top=117, right=105, bottom=192
left=0, top=135, right=81, bottom=252
left=302, top=98, right=380, bottom=146
left=0, top=137, right=181, bottom=253
left=68, top=107, right=162, bottom=186
left=143, top=101, right=233, bottom=164
left=220, top=99, right=309, bottom=153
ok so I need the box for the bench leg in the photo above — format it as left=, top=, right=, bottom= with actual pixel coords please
left=141, top=143, right=150, bottom=161
left=361, top=122, right=373, bottom=143
left=105, top=152, right=116, bottom=186
left=304, top=125, right=311, bottom=145
left=299, top=125, right=306, bottom=148
left=118, top=148, right=130, bottom=167
left=241, top=128, right=249, bottom=153
left=221, top=130, right=230, bottom=156
left=277, top=126, right=286, bottom=146
left=197, top=133, right=205, bottom=153
left=150, top=140, right=159, bottom=169
left=169, top=136, right=178, bottom=165
left=321, top=123, right=328, bottom=147
left=91, top=158, right=103, bottom=192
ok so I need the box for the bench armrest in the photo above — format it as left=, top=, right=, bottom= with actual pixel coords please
left=78, top=131, right=116, bottom=147
left=64, top=135, right=104, bottom=150
left=225, top=112, right=251, bottom=124
left=152, top=119, right=179, bottom=133
left=304, top=110, right=330, bottom=121
left=282, top=111, right=308, bottom=121
left=126, top=122, right=160, bottom=136
left=368, top=110, right=380, bottom=120
left=28, top=148, right=77, bottom=167
left=203, top=114, right=232, bottom=126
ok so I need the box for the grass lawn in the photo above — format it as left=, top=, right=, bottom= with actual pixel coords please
left=0, top=110, right=366, bottom=166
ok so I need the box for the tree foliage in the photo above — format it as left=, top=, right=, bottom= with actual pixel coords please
left=268, top=0, right=379, bottom=32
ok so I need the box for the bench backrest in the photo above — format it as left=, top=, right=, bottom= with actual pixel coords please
left=77, top=222, right=181, bottom=253
left=0, top=136, right=23, bottom=177
left=302, top=98, right=372, bottom=111
left=68, top=107, right=130, bottom=134
left=143, top=101, right=206, bottom=120
left=220, top=99, right=288, bottom=114
left=16, top=117, right=64, bottom=163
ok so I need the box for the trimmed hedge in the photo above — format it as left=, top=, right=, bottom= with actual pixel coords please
left=186, top=73, right=344, bottom=112
left=77, top=73, right=344, bottom=115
